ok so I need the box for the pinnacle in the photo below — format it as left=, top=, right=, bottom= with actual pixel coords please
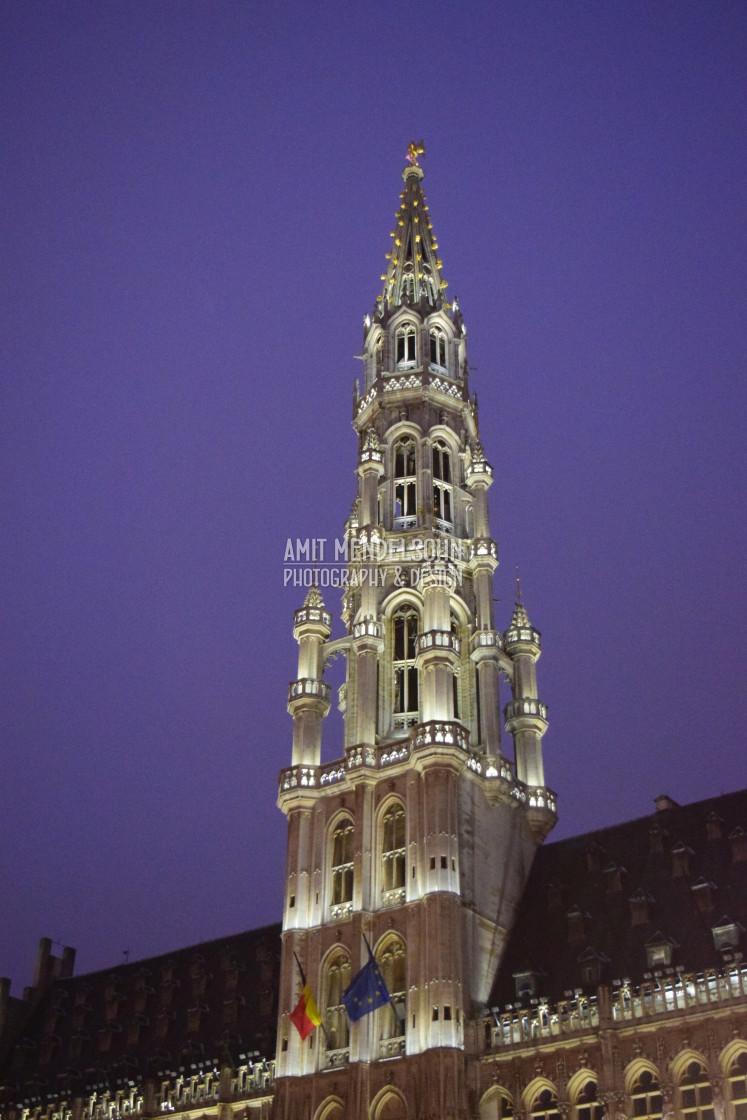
left=375, top=143, right=448, bottom=316
left=511, top=573, right=531, bottom=627
left=304, top=586, right=325, bottom=609
left=510, top=598, right=531, bottom=629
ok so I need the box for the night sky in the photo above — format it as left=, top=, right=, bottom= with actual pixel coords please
left=2, top=1, right=745, bottom=994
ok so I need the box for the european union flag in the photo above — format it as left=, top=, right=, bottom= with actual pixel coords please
left=341, top=955, right=390, bottom=1022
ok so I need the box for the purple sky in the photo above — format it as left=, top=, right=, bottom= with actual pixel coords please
left=2, top=1, right=746, bottom=995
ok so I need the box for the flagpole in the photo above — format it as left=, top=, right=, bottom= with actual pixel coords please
left=361, top=933, right=404, bottom=1035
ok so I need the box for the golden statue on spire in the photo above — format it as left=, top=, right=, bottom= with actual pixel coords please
left=405, top=140, right=425, bottom=166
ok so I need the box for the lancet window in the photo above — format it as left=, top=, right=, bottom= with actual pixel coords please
left=395, top=323, right=417, bottom=367
left=630, top=1070, right=663, bottom=1120
left=322, top=951, right=351, bottom=1063
left=330, top=816, right=354, bottom=918
left=679, top=1061, right=714, bottom=1120
left=392, top=606, right=419, bottom=729
left=432, top=440, right=454, bottom=532
left=381, top=802, right=406, bottom=905
left=451, top=613, right=462, bottom=720
left=727, top=1051, right=747, bottom=1120
left=393, top=439, right=417, bottom=529
left=575, top=1081, right=603, bottom=1120
left=429, top=328, right=448, bottom=371
left=377, top=937, right=406, bottom=1047
left=480, top=1089, right=514, bottom=1120
left=530, top=1088, right=561, bottom=1120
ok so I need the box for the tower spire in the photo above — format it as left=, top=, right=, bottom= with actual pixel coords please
left=377, top=141, right=448, bottom=315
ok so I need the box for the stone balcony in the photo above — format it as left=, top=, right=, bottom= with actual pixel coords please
left=504, top=697, right=548, bottom=723
left=416, top=629, right=461, bottom=656
left=278, top=727, right=556, bottom=818
left=287, top=678, right=331, bottom=705
left=484, top=965, right=747, bottom=1052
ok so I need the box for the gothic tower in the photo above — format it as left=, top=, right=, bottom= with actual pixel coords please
left=274, top=149, right=556, bottom=1120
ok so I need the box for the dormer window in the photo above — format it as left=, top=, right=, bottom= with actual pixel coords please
left=513, top=969, right=538, bottom=1000
left=645, top=932, right=677, bottom=968
left=577, top=947, right=609, bottom=986
left=629, top=889, right=653, bottom=926
left=396, top=324, right=417, bottom=368
left=712, top=916, right=742, bottom=953
left=429, top=328, right=447, bottom=371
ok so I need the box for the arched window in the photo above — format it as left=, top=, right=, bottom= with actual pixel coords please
left=377, top=937, right=406, bottom=1047
left=432, top=440, right=453, bottom=533
left=726, top=1051, right=747, bottom=1120
left=395, top=323, right=417, bottom=367
left=314, top=1099, right=345, bottom=1120
left=381, top=802, right=406, bottom=905
left=679, top=1061, right=714, bottom=1120
left=450, top=613, right=461, bottom=716
left=392, top=606, right=419, bottom=729
left=322, top=951, right=350, bottom=1065
left=375, top=334, right=383, bottom=375
left=330, top=816, right=354, bottom=918
left=393, top=439, right=417, bottom=529
left=421, top=274, right=436, bottom=304
left=480, top=1089, right=513, bottom=1120
left=429, top=328, right=448, bottom=371
left=372, top=1089, right=407, bottom=1120
left=630, top=1070, right=663, bottom=1120
left=530, top=1087, right=560, bottom=1120
left=575, top=1080, right=603, bottom=1120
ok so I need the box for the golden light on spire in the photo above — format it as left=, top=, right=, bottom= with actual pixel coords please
left=405, top=139, right=426, bottom=166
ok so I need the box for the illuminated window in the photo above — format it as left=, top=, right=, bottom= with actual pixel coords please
left=679, top=1061, right=714, bottom=1120
left=429, top=328, right=447, bottom=370
left=393, top=606, right=419, bottom=728
left=381, top=803, right=406, bottom=904
left=393, top=439, right=417, bottom=528
left=377, top=937, right=406, bottom=1044
left=530, top=1088, right=561, bottom=1120
left=727, top=1051, right=747, bottom=1120
left=575, top=1080, right=604, bottom=1120
left=395, top=324, right=417, bottom=367
left=432, top=440, right=453, bottom=532
left=630, top=1070, right=663, bottom=1120
left=323, top=951, right=351, bottom=1062
left=330, top=817, right=354, bottom=916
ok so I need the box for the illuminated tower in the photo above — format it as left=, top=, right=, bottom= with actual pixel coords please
left=274, top=147, right=556, bottom=1120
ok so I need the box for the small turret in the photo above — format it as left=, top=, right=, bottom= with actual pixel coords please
left=288, top=586, right=331, bottom=767
left=503, top=580, right=554, bottom=838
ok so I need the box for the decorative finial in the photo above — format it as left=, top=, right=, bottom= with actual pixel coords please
left=405, top=140, right=425, bottom=167
left=510, top=569, right=531, bottom=628
left=304, top=585, right=324, bottom=609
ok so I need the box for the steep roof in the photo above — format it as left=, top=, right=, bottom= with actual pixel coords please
left=375, top=144, right=448, bottom=318
left=491, top=788, right=747, bottom=1007
left=1, top=924, right=281, bottom=1108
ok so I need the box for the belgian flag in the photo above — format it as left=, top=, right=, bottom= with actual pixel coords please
left=289, top=954, right=322, bottom=1040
